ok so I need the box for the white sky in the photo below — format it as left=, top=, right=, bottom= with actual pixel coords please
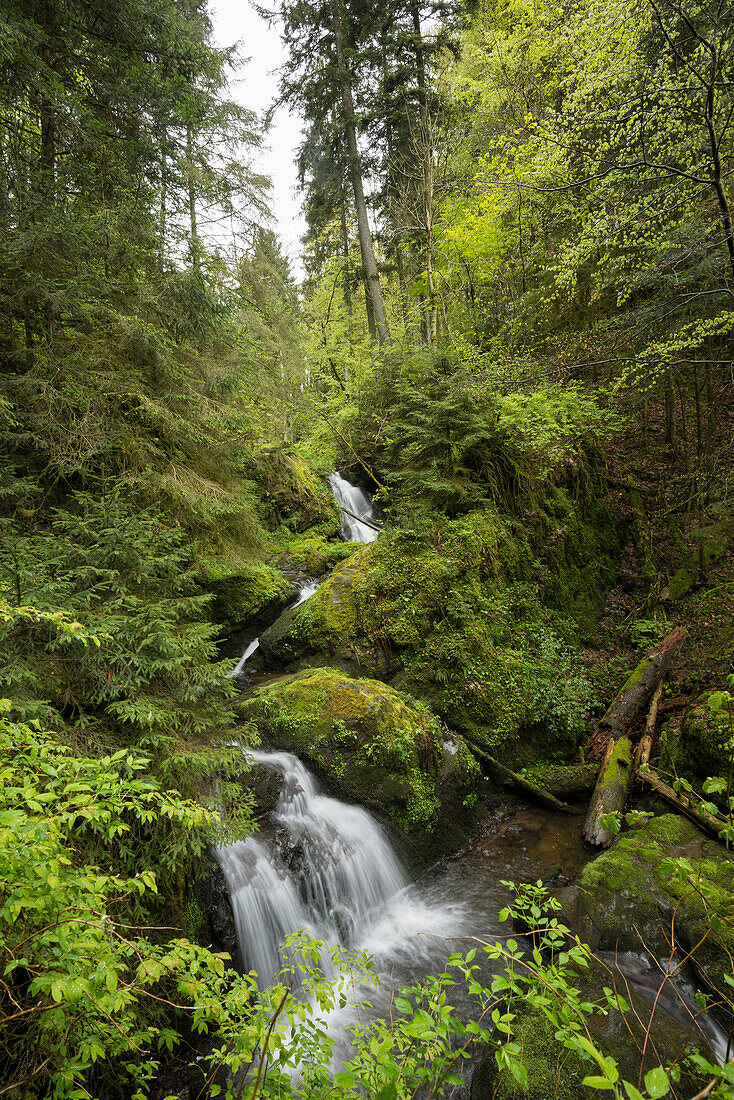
left=209, top=0, right=307, bottom=280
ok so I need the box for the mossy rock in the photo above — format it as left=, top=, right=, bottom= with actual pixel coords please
left=236, top=668, right=483, bottom=861
left=274, top=533, right=356, bottom=577
left=670, top=693, right=734, bottom=791
left=557, top=814, right=734, bottom=1020
left=251, top=448, right=341, bottom=535
left=198, top=557, right=292, bottom=626
left=259, top=514, right=595, bottom=765
left=471, top=1010, right=586, bottom=1100
left=471, top=963, right=709, bottom=1099
left=665, top=514, right=734, bottom=601
left=522, top=762, right=600, bottom=797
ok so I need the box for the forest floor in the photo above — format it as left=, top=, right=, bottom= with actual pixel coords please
left=582, top=394, right=734, bottom=757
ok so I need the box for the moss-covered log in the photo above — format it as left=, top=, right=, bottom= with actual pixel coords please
left=588, top=628, right=686, bottom=756
left=584, top=630, right=686, bottom=846
left=465, top=738, right=579, bottom=814
left=638, top=766, right=727, bottom=842
left=582, top=736, right=634, bottom=846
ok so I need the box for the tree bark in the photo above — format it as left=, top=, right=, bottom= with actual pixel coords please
left=329, top=0, right=390, bottom=346
left=583, top=630, right=685, bottom=846
left=465, top=739, right=580, bottom=814
left=587, top=628, right=686, bottom=756
left=583, top=737, right=634, bottom=846
left=638, top=767, right=726, bottom=842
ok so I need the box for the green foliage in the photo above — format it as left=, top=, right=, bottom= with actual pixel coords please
left=1, top=489, right=236, bottom=764
left=0, top=707, right=246, bottom=1098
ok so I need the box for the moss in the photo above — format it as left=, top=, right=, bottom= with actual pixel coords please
left=237, top=668, right=483, bottom=860
left=598, top=737, right=632, bottom=793
left=667, top=515, right=734, bottom=600
left=471, top=1010, right=586, bottom=1100
left=198, top=556, right=291, bottom=625
left=274, top=533, right=356, bottom=577
left=523, top=762, right=599, bottom=796
left=251, top=448, right=341, bottom=535
left=672, top=695, right=734, bottom=788
left=558, top=814, right=734, bottom=1015
left=259, top=509, right=600, bottom=766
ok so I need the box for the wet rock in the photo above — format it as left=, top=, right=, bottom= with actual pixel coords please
left=187, top=853, right=240, bottom=970
left=237, top=668, right=484, bottom=863
left=556, top=814, right=734, bottom=1025
left=471, top=959, right=713, bottom=1100
left=251, top=448, right=341, bottom=535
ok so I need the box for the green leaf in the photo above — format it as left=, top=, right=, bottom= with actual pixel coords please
left=582, top=1077, right=616, bottom=1091
left=644, top=1066, right=670, bottom=1098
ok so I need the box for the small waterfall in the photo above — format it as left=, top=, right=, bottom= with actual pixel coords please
left=215, top=750, right=408, bottom=986
left=328, top=472, right=379, bottom=544
left=230, top=578, right=320, bottom=678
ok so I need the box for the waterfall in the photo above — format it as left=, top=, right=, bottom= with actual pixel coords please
left=328, top=472, right=379, bottom=544
left=215, top=750, right=409, bottom=987
left=230, top=578, right=320, bottom=678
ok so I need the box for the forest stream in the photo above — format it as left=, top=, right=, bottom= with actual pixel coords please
left=215, top=478, right=729, bottom=1091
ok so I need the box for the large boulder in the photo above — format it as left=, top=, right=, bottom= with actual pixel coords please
left=259, top=513, right=596, bottom=765
left=665, top=690, right=734, bottom=796
left=199, top=556, right=292, bottom=628
left=557, top=814, right=734, bottom=1021
left=471, top=963, right=711, bottom=1100
left=236, top=668, right=484, bottom=861
left=251, top=449, right=341, bottom=535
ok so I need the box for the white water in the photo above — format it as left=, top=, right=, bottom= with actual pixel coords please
left=328, top=472, right=379, bottom=544
left=214, top=750, right=451, bottom=989
left=230, top=578, right=320, bottom=678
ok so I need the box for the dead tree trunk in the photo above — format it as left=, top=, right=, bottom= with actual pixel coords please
left=583, top=629, right=685, bottom=846
left=638, top=767, right=726, bottom=842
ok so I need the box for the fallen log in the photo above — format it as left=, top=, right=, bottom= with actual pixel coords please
left=465, top=739, right=580, bottom=814
left=638, top=766, right=727, bottom=843
left=587, top=628, right=686, bottom=759
left=582, top=737, right=633, bottom=846
left=338, top=504, right=382, bottom=533
left=583, top=629, right=686, bottom=847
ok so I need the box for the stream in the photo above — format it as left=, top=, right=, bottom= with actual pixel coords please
left=216, top=473, right=728, bottom=1086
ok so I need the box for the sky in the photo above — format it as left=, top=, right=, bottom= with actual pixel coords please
left=209, top=0, right=307, bottom=279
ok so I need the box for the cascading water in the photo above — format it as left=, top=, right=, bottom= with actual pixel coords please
left=328, top=472, right=379, bottom=544
left=230, top=577, right=320, bottom=678
left=214, top=750, right=416, bottom=987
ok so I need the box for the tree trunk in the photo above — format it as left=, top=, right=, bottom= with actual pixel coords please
left=329, top=0, right=390, bottom=346
left=465, top=739, right=580, bottom=814
left=583, top=737, right=634, bottom=846
left=583, top=630, right=686, bottom=846
left=638, top=767, right=726, bottom=842
left=587, top=628, right=686, bottom=756
left=410, top=0, right=437, bottom=345
left=187, top=124, right=200, bottom=275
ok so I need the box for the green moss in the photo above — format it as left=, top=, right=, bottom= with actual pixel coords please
left=251, top=448, right=341, bottom=535
left=237, top=669, right=482, bottom=859
left=472, top=1010, right=586, bottom=1100
left=274, top=533, right=356, bottom=576
left=559, top=814, right=734, bottom=1002
left=198, top=556, right=291, bottom=625
left=599, top=737, right=632, bottom=792
left=260, top=509, right=600, bottom=766
left=672, top=695, right=734, bottom=789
